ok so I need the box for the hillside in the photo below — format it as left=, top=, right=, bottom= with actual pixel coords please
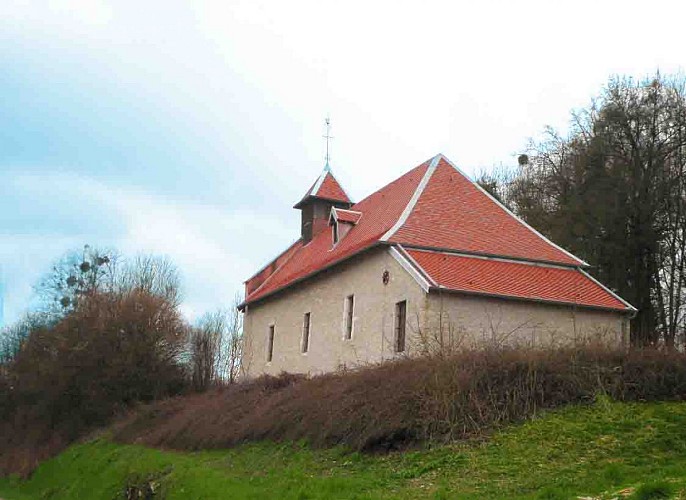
left=2, top=399, right=686, bottom=499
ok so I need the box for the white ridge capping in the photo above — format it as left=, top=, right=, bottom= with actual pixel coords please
left=329, top=206, right=363, bottom=225
left=437, top=153, right=590, bottom=268
left=380, top=154, right=442, bottom=242
left=396, top=245, right=438, bottom=287
left=309, top=167, right=329, bottom=197
left=579, top=267, right=638, bottom=312
left=388, top=245, right=433, bottom=293
left=309, top=164, right=353, bottom=202
left=399, top=245, right=635, bottom=312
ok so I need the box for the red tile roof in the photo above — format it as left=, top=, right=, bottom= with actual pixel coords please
left=244, top=160, right=431, bottom=304
left=388, top=157, right=584, bottom=266
left=244, top=239, right=303, bottom=297
left=318, top=172, right=350, bottom=202
left=406, top=249, right=630, bottom=311
left=242, top=154, right=627, bottom=311
left=295, top=169, right=351, bottom=207
left=331, top=208, right=362, bottom=225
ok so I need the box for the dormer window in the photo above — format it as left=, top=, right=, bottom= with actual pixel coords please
left=329, top=208, right=363, bottom=247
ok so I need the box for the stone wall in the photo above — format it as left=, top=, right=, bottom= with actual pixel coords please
left=418, top=292, right=628, bottom=354
left=242, top=247, right=428, bottom=377
left=242, top=247, right=629, bottom=377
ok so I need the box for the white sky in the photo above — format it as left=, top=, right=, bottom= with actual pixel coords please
left=1, top=0, right=684, bottom=324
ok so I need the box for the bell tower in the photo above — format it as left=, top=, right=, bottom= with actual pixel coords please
left=294, top=164, right=352, bottom=243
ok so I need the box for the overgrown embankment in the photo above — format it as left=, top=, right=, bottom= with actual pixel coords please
left=3, top=400, right=686, bottom=499
left=114, top=347, right=686, bottom=453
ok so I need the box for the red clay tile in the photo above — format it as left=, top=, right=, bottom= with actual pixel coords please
left=407, top=249, right=627, bottom=311
left=389, top=158, right=583, bottom=266
left=242, top=155, right=625, bottom=311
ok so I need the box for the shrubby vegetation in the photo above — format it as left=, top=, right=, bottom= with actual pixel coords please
left=0, top=246, right=243, bottom=476
left=113, top=346, right=686, bottom=454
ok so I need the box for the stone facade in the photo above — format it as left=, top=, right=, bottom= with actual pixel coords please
left=242, top=247, right=427, bottom=377
left=421, top=293, right=628, bottom=353
left=241, top=246, right=629, bottom=378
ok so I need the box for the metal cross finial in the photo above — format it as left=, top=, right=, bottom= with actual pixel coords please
left=323, top=116, right=333, bottom=169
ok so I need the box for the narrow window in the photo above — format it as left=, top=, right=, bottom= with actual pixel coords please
left=332, top=222, right=339, bottom=245
left=302, top=312, right=311, bottom=353
left=395, top=300, right=407, bottom=352
left=267, top=325, right=275, bottom=362
left=344, top=294, right=354, bottom=339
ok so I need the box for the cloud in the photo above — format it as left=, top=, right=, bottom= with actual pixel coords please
left=1, top=0, right=684, bottom=325
left=0, top=169, right=295, bottom=324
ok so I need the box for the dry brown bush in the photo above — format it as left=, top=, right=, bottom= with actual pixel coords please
left=112, top=346, right=686, bottom=454
left=0, top=289, right=188, bottom=477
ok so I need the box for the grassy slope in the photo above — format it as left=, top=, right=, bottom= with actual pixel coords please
left=2, top=399, right=686, bottom=500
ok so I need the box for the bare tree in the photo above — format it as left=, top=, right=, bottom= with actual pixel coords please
left=35, top=245, right=119, bottom=318
left=190, top=294, right=244, bottom=388
left=488, top=73, right=686, bottom=346
left=476, top=163, right=517, bottom=208
left=189, top=316, right=222, bottom=391
left=118, top=254, right=182, bottom=309
left=224, top=294, right=244, bottom=384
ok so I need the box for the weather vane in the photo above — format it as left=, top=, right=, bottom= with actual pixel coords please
left=323, top=116, right=333, bottom=169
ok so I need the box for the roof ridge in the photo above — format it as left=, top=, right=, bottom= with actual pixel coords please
left=394, top=244, right=438, bottom=287
left=379, top=154, right=442, bottom=242
left=244, top=159, right=432, bottom=307
left=436, top=154, right=589, bottom=267
left=407, top=248, right=632, bottom=312
left=325, top=168, right=353, bottom=203
left=334, top=207, right=363, bottom=214
left=330, top=206, right=363, bottom=225
left=310, top=167, right=329, bottom=196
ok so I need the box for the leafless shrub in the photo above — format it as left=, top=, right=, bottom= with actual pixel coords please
left=411, top=311, right=468, bottom=357
left=113, top=344, right=686, bottom=457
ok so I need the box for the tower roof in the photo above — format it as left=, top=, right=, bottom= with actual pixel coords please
left=294, top=165, right=352, bottom=209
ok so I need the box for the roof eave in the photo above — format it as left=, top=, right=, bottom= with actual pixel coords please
left=293, top=195, right=353, bottom=209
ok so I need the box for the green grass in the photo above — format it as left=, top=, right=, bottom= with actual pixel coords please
left=3, top=399, right=686, bottom=499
